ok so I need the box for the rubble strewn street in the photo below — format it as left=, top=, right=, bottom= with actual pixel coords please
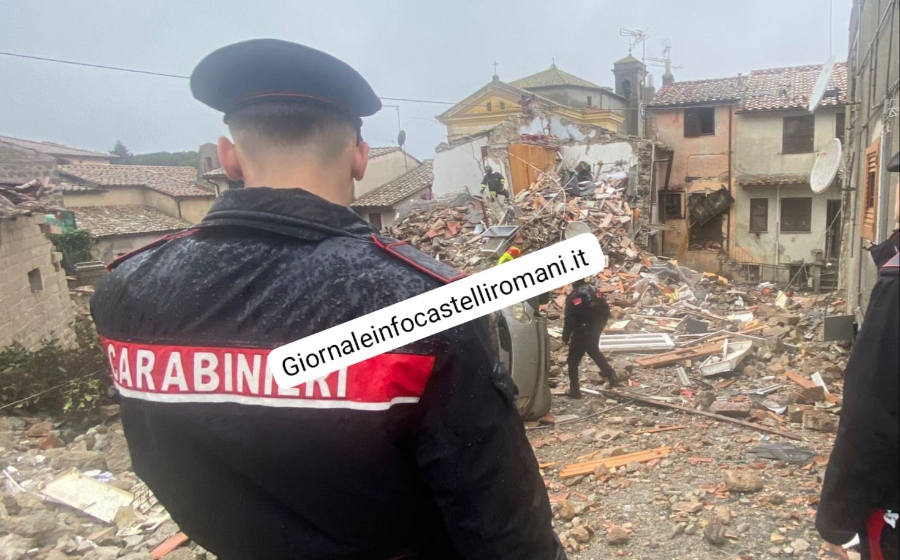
left=1, top=171, right=857, bottom=559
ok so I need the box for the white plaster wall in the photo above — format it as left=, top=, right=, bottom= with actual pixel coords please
left=520, top=115, right=603, bottom=143
left=432, top=137, right=489, bottom=197
left=733, top=183, right=842, bottom=264
left=735, top=109, right=842, bottom=176
left=355, top=150, right=419, bottom=198
left=559, top=142, right=634, bottom=173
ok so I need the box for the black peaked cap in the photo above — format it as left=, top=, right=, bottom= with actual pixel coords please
left=190, top=39, right=382, bottom=118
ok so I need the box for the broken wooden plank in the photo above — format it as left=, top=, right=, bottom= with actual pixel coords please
left=560, top=447, right=671, bottom=478
left=634, top=425, right=686, bottom=435
left=600, top=389, right=803, bottom=441
left=635, top=342, right=724, bottom=368
left=151, top=532, right=189, bottom=559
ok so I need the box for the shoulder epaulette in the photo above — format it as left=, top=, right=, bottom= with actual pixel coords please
left=107, top=228, right=200, bottom=271
left=371, top=234, right=466, bottom=284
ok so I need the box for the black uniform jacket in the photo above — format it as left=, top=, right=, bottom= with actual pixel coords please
left=562, top=285, right=608, bottom=341
left=817, top=249, right=900, bottom=545
left=91, top=188, right=564, bottom=560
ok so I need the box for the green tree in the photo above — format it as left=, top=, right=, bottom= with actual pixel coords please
left=109, top=140, right=132, bottom=158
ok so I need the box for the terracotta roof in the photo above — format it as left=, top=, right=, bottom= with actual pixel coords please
left=647, top=77, right=743, bottom=107
left=740, top=62, right=848, bottom=111
left=510, top=65, right=604, bottom=90
left=352, top=160, right=433, bottom=209
left=0, top=134, right=113, bottom=159
left=735, top=174, right=809, bottom=187
left=59, top=165, right=214, bottom=197
left=73, top=205, right=192, bottom=238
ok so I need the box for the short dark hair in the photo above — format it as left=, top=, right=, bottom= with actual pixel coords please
left=225, top=102, right=360, bottom=159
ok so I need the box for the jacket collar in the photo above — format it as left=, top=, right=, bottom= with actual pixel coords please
left=201, top=187, right=376, bottom=241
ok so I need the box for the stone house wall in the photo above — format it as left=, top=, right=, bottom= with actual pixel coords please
left=0, top=216, right=76, bottom=350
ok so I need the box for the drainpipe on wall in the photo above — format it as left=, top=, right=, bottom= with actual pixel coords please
left=877, top=126, right=894, bottom=241
left=177, top=199, right=183, bottom=220
left=205, top=178, right=220, bottom=197
left=727, top=104, right=734, bottom=262
left=775, top=184, right=781, bottom=273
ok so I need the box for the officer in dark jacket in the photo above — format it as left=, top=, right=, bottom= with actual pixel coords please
left=481, top=166, right=509, bottom=199
left=561, top=278, right=619, bottom=398
left=817, top=151, right=900, bottom=560
left=90, top=39, right=564, bottom=560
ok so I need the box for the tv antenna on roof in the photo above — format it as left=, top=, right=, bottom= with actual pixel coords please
left=810, top=138, right=843, bottom=194
left=808, top=55, right=836, bottom=113
left=620, top=28, right=649, bottom=61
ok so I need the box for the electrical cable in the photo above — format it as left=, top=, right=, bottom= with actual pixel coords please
left=0, top=50, right=630, bottom=115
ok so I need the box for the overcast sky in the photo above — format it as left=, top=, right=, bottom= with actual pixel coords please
left=2, top=0, right=850, bottom=161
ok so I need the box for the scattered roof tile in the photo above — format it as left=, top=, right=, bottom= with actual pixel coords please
left=0, top=180, right=65, bottom=220
left=740, top=62, right=847, bottom=111
left=647, top=77, right=744, bottom=107
left=510, top=65, right=604, bottom=90
left=0, top=134, right=114, bottom=159
left=73, top=205, right=192, bottom=238
left=352, top=160, right=433, bottom=209
left=735, top=174, right=810, bottom=187
left=59, top=165, right=214, bottom=197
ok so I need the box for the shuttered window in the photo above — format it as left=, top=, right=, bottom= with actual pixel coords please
left=749, top=198, right=768, bottom=233
left=782, top=115, right=815, bottom=154
left=781, top=198, right=812, bottom=232
left=835, top=112, right=845, bottom=146
left=684, top=107, right=715, bottom=137
left=861, top=138, right=880, bottom=241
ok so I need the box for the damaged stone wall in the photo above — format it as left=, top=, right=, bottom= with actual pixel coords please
left=0, top=215, right=76, bottom=351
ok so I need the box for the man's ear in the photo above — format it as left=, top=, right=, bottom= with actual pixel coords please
left=351, top=141, right=370, bottom=182
left=218, top=136, right=243, bottom=181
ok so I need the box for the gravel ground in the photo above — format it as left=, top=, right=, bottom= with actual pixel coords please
left=530, top=362, right=850, bottom=560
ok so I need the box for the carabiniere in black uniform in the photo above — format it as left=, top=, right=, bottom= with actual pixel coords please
left=91, top=40, right=564, bottom=560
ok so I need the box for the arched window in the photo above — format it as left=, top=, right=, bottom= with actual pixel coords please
left=622, top=80, right=632, bottom=99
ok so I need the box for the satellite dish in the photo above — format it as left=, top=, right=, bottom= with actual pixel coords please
left=564, top=221, right=592, bottom=239
left=808, top=55, right=836, bottom=113
left=810, top=138, right=843, bottom=194
left=397, top=130, right=407, bottom=147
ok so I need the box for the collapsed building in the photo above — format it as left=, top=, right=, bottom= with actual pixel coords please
left=428, top=103, right=672, bottom=258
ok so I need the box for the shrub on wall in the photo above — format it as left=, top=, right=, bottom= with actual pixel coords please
left=48, top=229, right=94, bottom=275
left=0, top=320, right=112, bottom=419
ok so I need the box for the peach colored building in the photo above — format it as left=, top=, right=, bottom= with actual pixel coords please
left=646, top=63, right=848, bottom=284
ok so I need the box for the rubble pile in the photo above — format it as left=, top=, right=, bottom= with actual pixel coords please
left=532, top=280, right=852, bottom=558
left=0, top=180, right=65, bottom=220
left=0, top=408, right=211, bottom=560
left=388, top=169, right=653, bottom=277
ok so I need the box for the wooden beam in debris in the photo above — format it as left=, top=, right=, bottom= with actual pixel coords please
left=634, top=342, right=724, bottom=367
left=559, top=447, right=671, bottom=478
left=600, top=390, right=803, bottom=441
